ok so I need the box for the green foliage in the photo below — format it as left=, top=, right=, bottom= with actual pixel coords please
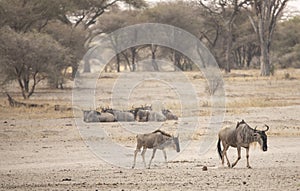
left=142, top=1, right=201, bottom=35
left=0, top=0, right=298, bottom=93
left=0, top=27, right=71, bottom=98
left=0, top=0, right=70, bottom=32
left=0, top=0, right=147, bottom=98
left=272, top=16, right=300, bottom=68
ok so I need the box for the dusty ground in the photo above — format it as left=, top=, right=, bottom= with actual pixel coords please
left=0, top=69, right=299, bottom=190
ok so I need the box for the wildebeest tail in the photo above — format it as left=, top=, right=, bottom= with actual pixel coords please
left=217, top=138, right=222, bottom=159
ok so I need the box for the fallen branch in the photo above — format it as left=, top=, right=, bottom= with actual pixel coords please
left=6, top=93, right=45, bottom=108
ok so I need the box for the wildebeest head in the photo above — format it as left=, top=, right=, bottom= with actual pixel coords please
left=161, top=134, right=180, bottom=152
left=101, top=107, right=113, bottom=113
left=254, top=125, right=269, bottom=151
left=162, top=109, right=178, bottom=120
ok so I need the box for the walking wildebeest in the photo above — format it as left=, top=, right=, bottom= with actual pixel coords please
left=217, top=120, right=269, bottom=168
left=83, top=110, right=116, bottom=122
left=132, top=130, right=180, bottom=169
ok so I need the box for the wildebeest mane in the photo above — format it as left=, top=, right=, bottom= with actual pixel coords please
left=236, top=119, right=246, bottom=128
left=152, top=129, right=172, bottom=137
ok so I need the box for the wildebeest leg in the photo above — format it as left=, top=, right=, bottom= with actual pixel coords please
left=162, top=150, right=168, bottom=166
left=246, top=147, right=251, bottom=169
left=141, top=147, right=147, bottom=168
left=132, top=149, right=140, bottom=169
left=222, top=144, right=230, bottom=167
left=231, top=146, right=241, bottom=168
left=148, top=148, right=157, bottom=169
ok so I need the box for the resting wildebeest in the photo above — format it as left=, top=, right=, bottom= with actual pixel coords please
left=135, top=109, right=150, bottom=122
left=101, top=108, right=135, bottom=122
left=217, top=120, right=269, bottom=168
left=136, top=110, right=166, bottom=122
left=132, top=130, right=180, bottom=169
left=129, top=105, right=152, bottom=120
left=83, top=110, right=116, bottom=122
left=162, top=109, right=178, bottom=120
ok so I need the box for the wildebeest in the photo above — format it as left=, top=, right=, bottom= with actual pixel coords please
left=136, top=109, right=166, bottom=122
left=129, top=105, right=152, bottom=120
left=83, top=110, right=116, bottom=122
left=162, top=109, right=178, bottom=120
left=132, top=130, right=180, bottom=169
left=217, top=120, right=269, bottom=168
left=101, top=108, right=135, bottom=122
left=148, top=111, right=166, bottom=121
left=136, top=110, right=167, bottom=122
left=136, top=109, right=150, bottom=122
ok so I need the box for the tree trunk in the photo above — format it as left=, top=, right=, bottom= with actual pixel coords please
left=131, top=47, right=136, bottom=72
left=258, top=16, right=271, bottom=76
left=151, top=44, right=159, bottom=71
left=116, top=53, right=120, bottom=72
left=225, top=21, right=234, bottom=73
left=260, top=41, right=270, bottom=76
left=173, top=50, right=181, bottom=71
left=83, top=61, right=91, bottom=73
left=72, top=65, right=78, bottom=78
left=23, top=77, right=29, bottom=93
left=121, top=51, right=132, bottom=71
left=17, top=78, right=28, bottom=99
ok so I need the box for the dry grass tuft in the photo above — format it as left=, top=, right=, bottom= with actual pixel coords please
left=0, top=98, right=74, bottom=120
left=226, top=97, right=295, bottom=108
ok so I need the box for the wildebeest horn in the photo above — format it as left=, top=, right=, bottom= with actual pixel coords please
left=264, top=124, right=270, bottom=132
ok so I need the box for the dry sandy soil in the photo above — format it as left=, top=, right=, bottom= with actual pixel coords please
left=0, top=69, right=299, bottom=190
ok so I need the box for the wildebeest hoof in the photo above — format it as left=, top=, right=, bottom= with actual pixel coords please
left=247, top=166, right=252, bottom=169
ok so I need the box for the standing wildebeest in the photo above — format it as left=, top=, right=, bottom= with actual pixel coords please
left=132, top=130, right=180, bottom=169
left=217, top=120, right=269, bottom=168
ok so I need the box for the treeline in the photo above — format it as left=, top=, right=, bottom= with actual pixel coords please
left=97, top=0, right=300, bottom=75
left=0, top=0, right=299, bottom=99
left=0, top=0, right=147, bottom=99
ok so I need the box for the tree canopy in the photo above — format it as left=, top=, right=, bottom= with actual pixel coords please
left=0, top=0, right=299, bottom=98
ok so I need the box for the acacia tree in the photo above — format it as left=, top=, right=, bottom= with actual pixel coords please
left=232, top=9, right=260, bottom=68
left=0, top=0, right=70, bottom=33
left=142, top=1, right=201, bottom=71
left=63, top=0, right=147, bottom=29
left=246, top=0, right=289, bottom=76
left=272, top=16, right=300, bottom=68
left=0, top=28, right=71, bottom=99
left=198, top=0, right=248, bottom=73
left=43, top=21, right=86, bottom=79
